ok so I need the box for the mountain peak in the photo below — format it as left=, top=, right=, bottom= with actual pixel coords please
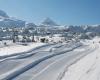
left=41, top=17, right=58, bottom=26
left=0, top=10, right=9, bottom=18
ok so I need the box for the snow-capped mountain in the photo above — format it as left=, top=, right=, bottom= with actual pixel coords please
left=0, top=9, right=100, bottom=34
left=0, top=10, right=25, bottom=28
left=0, top=10, right=9, bottom=18
left=40, top=17, right=59, bottom=27
left=65, top=25, right=100, bottom=33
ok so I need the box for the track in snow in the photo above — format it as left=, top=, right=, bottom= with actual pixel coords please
left=0, top=42, right=97, bottom=80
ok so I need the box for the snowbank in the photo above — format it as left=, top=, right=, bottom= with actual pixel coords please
left=0, top=43, right=45, bottom=56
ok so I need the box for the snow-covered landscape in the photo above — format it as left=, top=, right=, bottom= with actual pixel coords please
left=0, top=8, right=100, bottom=80
left=0, top=36, right=100, bottom=80
left=0, top=42, right=45, bottom=56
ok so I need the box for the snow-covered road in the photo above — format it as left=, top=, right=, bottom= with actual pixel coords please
left=0, top=41, right=98, bottom=80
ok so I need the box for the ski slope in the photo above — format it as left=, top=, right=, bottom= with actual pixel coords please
left=0, top=40, right=98, bottom=80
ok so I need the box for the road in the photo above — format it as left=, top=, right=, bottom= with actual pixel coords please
left=0, top=42, right=97, bottom=80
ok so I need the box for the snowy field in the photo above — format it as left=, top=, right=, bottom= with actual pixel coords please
left=0, top=41, right=45, bottom=56
left=0, top=37, right=100, bottom=80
